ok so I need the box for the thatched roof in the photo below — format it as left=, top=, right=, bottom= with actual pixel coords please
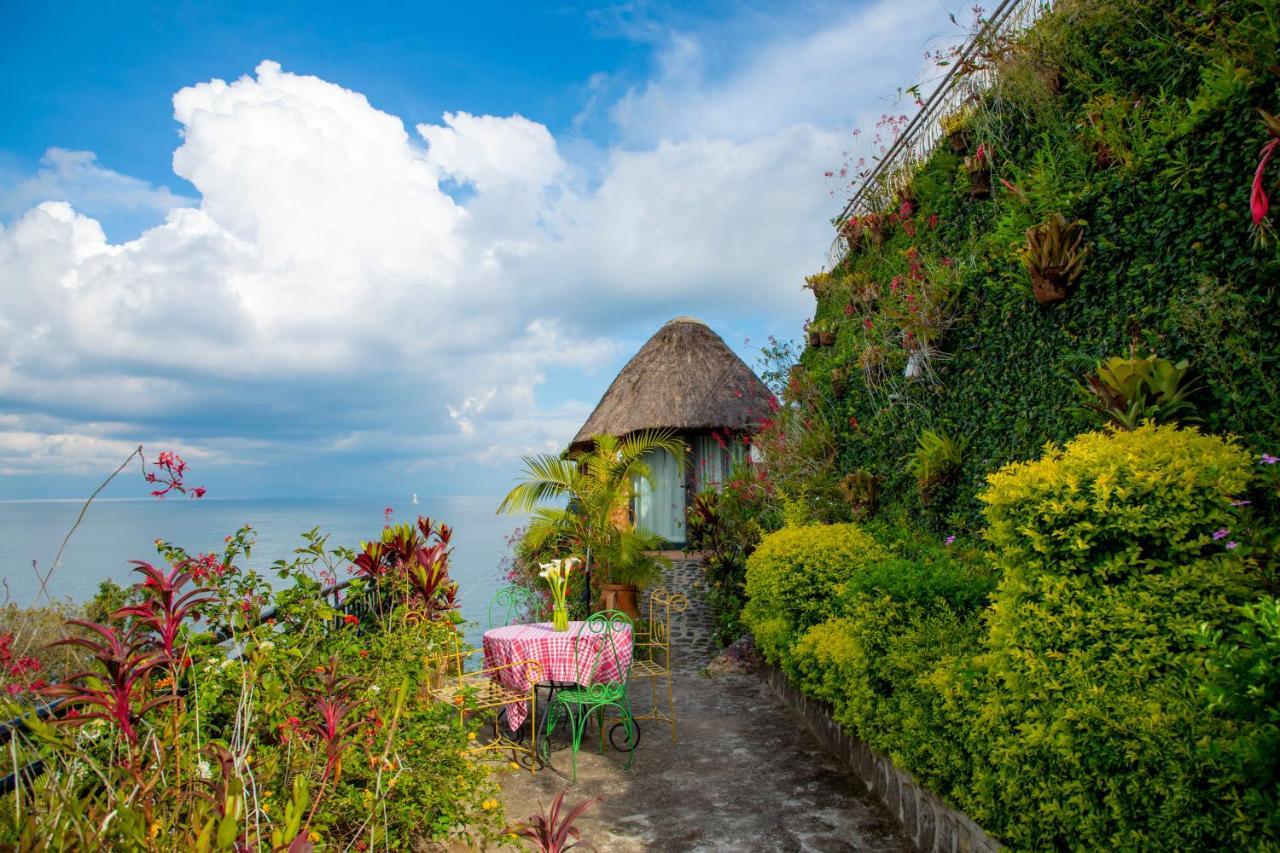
left=569, top=317, right=772, bottom=452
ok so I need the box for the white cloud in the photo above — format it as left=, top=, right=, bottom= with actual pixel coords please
left=0, top=148, right=193, bottom=221
left=0, top=0, right=972, bottom=488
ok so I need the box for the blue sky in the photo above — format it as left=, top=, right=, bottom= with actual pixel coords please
left=0, top=0, right=970, bottom=499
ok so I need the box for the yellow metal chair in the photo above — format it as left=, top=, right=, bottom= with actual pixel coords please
left=427, top=634, right=542, bottom=772
left=628, top=587, right=687, bottom=741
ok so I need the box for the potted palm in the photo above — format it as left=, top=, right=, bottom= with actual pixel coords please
left=498, top=429, right=686, bottom=621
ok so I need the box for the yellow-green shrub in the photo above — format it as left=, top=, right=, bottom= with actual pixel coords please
left=968, top=424, right=1259, bottom=850
left=743, top=523, right=885, bottom=672
left=794, top=600, right=981, bottom=804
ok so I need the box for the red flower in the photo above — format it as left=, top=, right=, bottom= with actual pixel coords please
left=1252, top=138, right=1278, bottom=226
left=928, top=214, right=939, bottom=230
left=848, top=416, right=859, bottom=429
left=863, top=317, right=873, bottom=330
left=343, top=614, right=359, bottom=626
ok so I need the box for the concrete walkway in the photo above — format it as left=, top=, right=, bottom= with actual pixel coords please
left=497, top=558, right=910, bottom=852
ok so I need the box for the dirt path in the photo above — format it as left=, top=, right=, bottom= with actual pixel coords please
left=497, top=558, right=911, bottom=852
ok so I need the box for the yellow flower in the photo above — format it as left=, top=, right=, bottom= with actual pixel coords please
left=467, top=731, right=477, bottom=741
left=308, top=831, right=321, bottom=843
left=261, top=801, right=270, bottom=814
left=508, top=761, right=520, bottom=771
left=482, top=798, right=498, bottom=811
left=149, top=821, right=162, bottom=839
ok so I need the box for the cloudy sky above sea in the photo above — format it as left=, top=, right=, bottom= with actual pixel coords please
left=0, top=0, right=972, bottom=500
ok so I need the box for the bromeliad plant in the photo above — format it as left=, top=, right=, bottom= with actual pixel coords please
left=1079, top=349, right=1201, bottom=430
left=907, top=429, right=965, bottom=504
left=1019, top=213, right=1088, bottom=304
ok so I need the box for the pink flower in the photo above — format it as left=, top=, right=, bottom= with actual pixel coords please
left=944, top=535, right=956, bottom=546
left=1252, top=139, right=1278, bottom=226
left=1225, top=541, right=1239, bottom=550
left=1213, top=528, right=1229, bottom=541
left=1261, top=453, right=1278, bottom=465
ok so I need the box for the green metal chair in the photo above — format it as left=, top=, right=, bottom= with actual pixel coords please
left=541, top=610, right=637, bottom=780
left=487, top=585, right=542, bottom=629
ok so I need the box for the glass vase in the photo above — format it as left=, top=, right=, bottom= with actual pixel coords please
left=552, top=603, right=569, bottom=632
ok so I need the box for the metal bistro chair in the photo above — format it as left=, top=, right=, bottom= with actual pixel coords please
left=487, top=585, right=543, bottom=629
left=542, top=611, right=637, bottom=780
left=427, top=630, right=542, bottom=773
left=628, top=588, right=687, bottom=741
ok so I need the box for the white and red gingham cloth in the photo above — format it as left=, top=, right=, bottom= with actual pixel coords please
left=482, top=621, right=633, bottom=731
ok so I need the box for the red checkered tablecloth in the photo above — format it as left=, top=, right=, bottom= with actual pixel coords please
left=483, top=621, right=633, bottom=731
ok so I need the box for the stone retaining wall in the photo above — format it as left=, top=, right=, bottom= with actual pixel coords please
left=762, top=663, right=1001, bottom=853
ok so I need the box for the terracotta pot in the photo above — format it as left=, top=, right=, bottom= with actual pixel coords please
left=831, top=377, right=845, bottom=399
left=968, top=168, right=991, bottom=199
left=600, top=583, right=641, bottom=622
left=808, top=331, right=822, bottom=347
left=1030, top=271, right=1070, bottom=305
left=946, top=130, right=970, bottom=153
left=819, top=331, right=836, bottom=347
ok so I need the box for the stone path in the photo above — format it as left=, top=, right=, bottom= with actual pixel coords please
left=496, top=556, right=911, bottom=852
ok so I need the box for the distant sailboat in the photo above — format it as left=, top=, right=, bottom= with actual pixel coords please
left=411, top=493, right=419, bottom=506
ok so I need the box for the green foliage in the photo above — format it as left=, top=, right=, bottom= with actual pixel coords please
left=1079, top=348, right=1200, bottom=429
left=742, top=523, right=887, bottom=673
left=686, top=465, right=783, bottom=646
left=498, top=428, right=688, bottom=586
left=906, top=428, right=964, bottom=502
left=1198, top=596, right=1280, bottom=841
left=967, top=424, right=1261, bottom=849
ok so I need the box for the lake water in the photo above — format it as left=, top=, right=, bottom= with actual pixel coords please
left=0, top=496, right=525, bottom=643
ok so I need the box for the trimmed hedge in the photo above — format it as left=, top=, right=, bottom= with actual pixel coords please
left=746, top=426, right=1274, bottom=850
left=743, top=523, right=886, bottom=672
left=964, top=424, right=1259, bottom=850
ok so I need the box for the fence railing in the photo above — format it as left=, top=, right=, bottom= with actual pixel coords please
left=827, top=0, right=1054, bottom=267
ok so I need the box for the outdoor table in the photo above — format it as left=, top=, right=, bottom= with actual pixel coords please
left=482, top=620, right=633, bottom=731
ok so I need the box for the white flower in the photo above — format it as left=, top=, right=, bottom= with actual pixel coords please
left=220, top=658, right=238, bottom=670
left=196, top=759, right=213, bottom=780
left=258, top=640, right=275, bottom=652
left=369, top=684, right=381, bottom=695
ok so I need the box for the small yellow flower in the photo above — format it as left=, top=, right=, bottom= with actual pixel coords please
left=482, top=798, right=498, bottom=811
left=508, top=761, right=520, bottom=771
left=261, top=801, right=270, bottom=814
left=467, top=731, right=477, bottom=741
left=149, top=821, right=162, bottom=839
left=308, top=831, right=321, bottom=843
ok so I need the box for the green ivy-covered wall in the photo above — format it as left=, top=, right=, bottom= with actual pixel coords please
left=806, top=0, right=1280, bottom=529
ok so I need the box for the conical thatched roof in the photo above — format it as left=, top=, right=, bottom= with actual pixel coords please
left=569, top=317, right=772, bottom=451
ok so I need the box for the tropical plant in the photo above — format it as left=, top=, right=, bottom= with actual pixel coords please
left=839, top=470, right=878, bottom=520
left=1079, top=349, right=1201, bottom=429
left=497, top=429, right=687, bottom=592
left=906, top=429, right=964, bottom=502
left=507, top=788, right=600, bottom=852
left=1018, top=213, right=1088, bottom=304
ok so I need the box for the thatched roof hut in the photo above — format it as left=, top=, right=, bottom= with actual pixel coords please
left=569, top=317, right=772, bottom=452
left=570, top=317, right=772, bottom=545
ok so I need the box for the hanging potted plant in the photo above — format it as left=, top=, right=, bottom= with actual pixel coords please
left=839, top=470, right=878, bottom=520
left=818, top=320, right=836, bottom=348
left=804, top=271, right=834, bottom=300
left=940, top=105, right=975, bottom=153
left=963, top=145, right=991, bottom=199
left=830, top=365, right=849, bottom=398
left=1019, top=213, right=1088, bottom=305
